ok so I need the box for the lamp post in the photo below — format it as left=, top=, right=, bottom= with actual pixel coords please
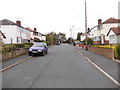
left=70, top=28, right=72, bottom=38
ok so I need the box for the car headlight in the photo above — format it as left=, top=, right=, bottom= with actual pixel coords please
left=38, top=50, right=42, bottom=52
left=29, top=48, right=32, bottom=51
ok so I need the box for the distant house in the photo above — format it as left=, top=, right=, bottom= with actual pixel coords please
left=89, top=18, right=120, bottom=44
left=41, top=34, right=46, bottom=41
left=81, top=33, right=86, bottom=41
left=0, top=30, right=6, bottom=44
left=107, top=27, right=120, bottom=44
left=26, top=27, right=46, bottom=42
left=0, top=19, right=31, bottom=44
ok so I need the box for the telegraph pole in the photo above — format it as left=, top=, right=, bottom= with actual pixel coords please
left=72, top=26, right=74, bottom=39
left=85, top=0, right=88, bottom=50
left=70, top=28, right=72, bottom=38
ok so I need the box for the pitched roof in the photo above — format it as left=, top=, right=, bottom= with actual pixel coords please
left=0, top=19, right=17, bottom=25
left=103, top=18, right=120, bottom=24
left=25, top=27, right=34, bottom=32
left=41, top=34, right=46, bottom=36
left=0, top=19, right=26, bottom=29
left=107, top=27, right=120, bottom=36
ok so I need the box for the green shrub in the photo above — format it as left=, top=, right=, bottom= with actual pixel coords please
left=83, top=37, right=94, bottom=45
left=2, top=44, right=14, bottom=53
left=115, top=44, right=120, bottom=57
left=1, top=43, right=33, bottom=54
left=14, top=43, right=25, bottom=48
left=24, top=43, right=33, bottom=46
left=24, top=43, right=33, bottom=47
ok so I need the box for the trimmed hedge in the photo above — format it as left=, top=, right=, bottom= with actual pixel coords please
left=83, top=37, right=94, bottom=45
left=91, top=44, right=120, bottom=59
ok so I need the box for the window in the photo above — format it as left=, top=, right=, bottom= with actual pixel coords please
left=109, top=35, right=116, bottom=43
left=109, top=35, right=115, bottom=40
left=93, top=36, right=100, bottom=41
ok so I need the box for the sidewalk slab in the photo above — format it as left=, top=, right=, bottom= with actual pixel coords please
left=75, top=46, right=119, bottom=82
left=2, top=54, right=29, bottom=69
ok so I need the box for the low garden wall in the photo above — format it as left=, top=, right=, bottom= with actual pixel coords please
left=1, top=48, right=29, bottom=61
left=88, top=46, right=114, bottom=59
left=1, top=43, right=33, bottom=61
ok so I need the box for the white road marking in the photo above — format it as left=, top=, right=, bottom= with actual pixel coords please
left=0, top=56, right=32, bottom=73
left=75, top=49, right=120, bottom=86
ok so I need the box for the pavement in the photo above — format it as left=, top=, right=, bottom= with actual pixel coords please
left=2, top=54, right=30, bottom=69
left=75, top=46, right=119, bottom=83
left=2, top=44, right=119, bottom=88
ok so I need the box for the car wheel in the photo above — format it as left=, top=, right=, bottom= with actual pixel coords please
left=42, top=52, right=45, bottom=56
left=28, top=52, right=32, bottom=56
left=46, top=51, right=48, bottom=54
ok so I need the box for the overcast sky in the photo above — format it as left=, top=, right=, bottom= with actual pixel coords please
left=0, top=0, right=119, bottom=38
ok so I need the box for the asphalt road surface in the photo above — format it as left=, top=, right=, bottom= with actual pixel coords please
left=2, top=44, right=119, bottom=88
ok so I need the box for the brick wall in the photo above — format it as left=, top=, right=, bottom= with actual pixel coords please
left=94, top=41, right=101, bottom=44
left=88, top=46, right=114, bottom=59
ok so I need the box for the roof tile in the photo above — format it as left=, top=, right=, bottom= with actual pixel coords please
left=103, top=18, right=120, bottom=24
left=110, top=27, right=120, bottom=35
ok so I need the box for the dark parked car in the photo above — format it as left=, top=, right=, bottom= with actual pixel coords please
left=55, top=41, right=60, bottom=45
left=28, top=42, right=48, bottom=56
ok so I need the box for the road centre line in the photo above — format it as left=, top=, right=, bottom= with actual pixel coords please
left=75, top=49, right=120, bottom=86
left=0, top=56, right=32, bottom=73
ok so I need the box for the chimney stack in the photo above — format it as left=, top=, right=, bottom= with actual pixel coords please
left=98, top=19, right=102, bottom=25
left=34, top=28, right=37, bottom=32
left=87, top=28, right=90, bottom=33
left=16, top=20, right=21, bottom=26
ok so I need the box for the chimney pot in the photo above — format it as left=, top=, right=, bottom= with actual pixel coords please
left=16, top=20, right=21, bottom=26
left=98, top=19, right=102, bottom=25
left=34, top=28, right=37, bottom=32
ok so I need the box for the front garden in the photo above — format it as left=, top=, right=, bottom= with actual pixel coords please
left=0, top=43, right=33, bottom=61
left=90, top=44, right=120, bottom=60
left=1, top=43, right=33, bottom=54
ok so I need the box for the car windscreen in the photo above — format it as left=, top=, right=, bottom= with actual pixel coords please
left=32, top=44, right=44, bottom=47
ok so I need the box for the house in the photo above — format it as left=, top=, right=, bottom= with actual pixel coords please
left=41, top=34, right=46, bottom=41
left=107, top=27, right=120, bottom=44
left=25, top=27, right=34, bottom=42
left=0, top=30, right=6, bottom=44
left=81, top=33, right=86, bottom=41
left=26, top=27, right=46, bottom=42
left=89, top=18, right=120, bottom=44
left=0, top=19, right=31, bottom=44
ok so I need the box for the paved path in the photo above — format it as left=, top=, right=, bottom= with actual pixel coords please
left=2, top=54, right=29, bottom=69
left=2, top=44, right=119, bottom=88
left=75, top=46, right=119, bottom=82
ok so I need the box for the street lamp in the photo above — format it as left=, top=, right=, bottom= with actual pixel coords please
left=70, top=28, right=72, bottom=38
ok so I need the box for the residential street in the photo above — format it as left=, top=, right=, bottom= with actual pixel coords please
left=2, top=44, right=119, bottom=88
